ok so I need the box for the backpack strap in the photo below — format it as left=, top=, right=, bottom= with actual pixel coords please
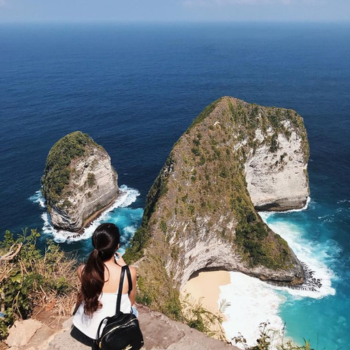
left=115, top=266, right=126, bottom=315
left=125, top=265, right=132, bottom=294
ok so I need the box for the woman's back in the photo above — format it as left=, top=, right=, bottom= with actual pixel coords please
left=73, top=260, right=133, bottom=339
left=101, top=260, right=131, bottom=294
left=72, top=223, right=137, bottom=341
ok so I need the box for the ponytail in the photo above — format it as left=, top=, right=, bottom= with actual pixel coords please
left=78, top=223, right=120, bottom=317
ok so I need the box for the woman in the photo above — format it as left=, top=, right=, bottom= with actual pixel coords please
left=73, top=223, right=137, bottom=342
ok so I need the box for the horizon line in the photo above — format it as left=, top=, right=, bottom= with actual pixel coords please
left=1, top=19, right=350, bottom=25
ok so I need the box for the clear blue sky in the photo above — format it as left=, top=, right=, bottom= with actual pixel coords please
left=0, top=0, right=349, bottom=23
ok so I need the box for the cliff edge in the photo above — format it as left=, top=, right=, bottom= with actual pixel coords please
left=5, top=306, right=239, bottom=350
left=41, top=131, right=119, bottom=232
left=125, top=97, right=310, bottom=318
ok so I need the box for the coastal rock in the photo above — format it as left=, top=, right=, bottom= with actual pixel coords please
left=41, top=131, right=119, bottom=232
left=244, top=123, right=309, bottom=211
left=125, top=97, right=310, bottom=317
left=6, top=319, right=42, bottom=347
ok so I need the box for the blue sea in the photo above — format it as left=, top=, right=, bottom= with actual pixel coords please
left=0, top=23, right=349, bottom=349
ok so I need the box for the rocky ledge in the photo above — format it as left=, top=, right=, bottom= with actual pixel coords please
left=41, top=131, right=119, bottom=232
left=125, top=96, right=310, bottom=318
left=4, top=306, right=238, bottom=350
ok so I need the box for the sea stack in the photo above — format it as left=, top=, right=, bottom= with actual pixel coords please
left=41, top=131, right=119, bottom=232
left=125, top=97, right=310, bottom=317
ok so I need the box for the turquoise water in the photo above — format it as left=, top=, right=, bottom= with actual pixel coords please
left=0, top=23, right=349, bottom=349
left=29, top=185, right=144, bottom=256
left=267, top=204, right=347, bottom=349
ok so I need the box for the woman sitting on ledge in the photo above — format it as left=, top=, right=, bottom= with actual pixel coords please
left=72, top=223, right=137, bottom=344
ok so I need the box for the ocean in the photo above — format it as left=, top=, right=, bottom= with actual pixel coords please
left=0, top=23, right=349, bottom=349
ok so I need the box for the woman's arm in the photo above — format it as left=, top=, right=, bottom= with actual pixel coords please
left=129, top=266, right=137, bottom=306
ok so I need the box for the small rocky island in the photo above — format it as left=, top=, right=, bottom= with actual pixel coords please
left=124, top=96, right=310, bottom=317
left=41, top=131, right=119, bottom=232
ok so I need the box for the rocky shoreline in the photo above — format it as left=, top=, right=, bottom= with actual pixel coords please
left=266, top=262, right=322, bottom=291
left=65, top=189, right=124, bottom=240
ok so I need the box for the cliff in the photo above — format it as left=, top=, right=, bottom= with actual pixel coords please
left=125, top=97, right=310, bottom=318
left=244, top=114, right=309, bottom=211
left=5, top=307, right=239, bottom=350
left=41, top=131, right=119, bottom=232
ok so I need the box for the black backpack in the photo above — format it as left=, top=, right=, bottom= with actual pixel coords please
left=94, top=265, right=144, bottom=350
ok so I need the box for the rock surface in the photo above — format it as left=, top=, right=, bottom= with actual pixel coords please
left=244, top=123, right=309, bottom=211
left=5, top=307, right=238, bottom=350
left=125, top=96, right=309, bottom=317
left=41, top=131, right=119, bottom=232
left=6, top=319, right=42, bottom=347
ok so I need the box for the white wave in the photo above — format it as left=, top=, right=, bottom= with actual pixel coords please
left=123, top=225, right=138, bottom=235
left=28, top=190, right=45, bottom=208
left=220, top=272, right=285, bottom=349
left=262, top=219, right=337, bottom=299
left=259, top=197, right=311, bottom=219
left=220, top=221, right=337, bottom=347
left=37, top=185, right=140, bottom=243
left=118, top=225, right=139, bottom=255
left=220, top=197, right=338, bottom=348
left=287, top=196, right=311, bottom=212
left=318, top=214, right=335, bottom=223
left=259, top=196, right=337, bottom=298
left=337, top=199, right=350, bottom=204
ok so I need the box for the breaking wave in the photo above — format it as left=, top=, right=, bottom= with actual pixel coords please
left=29, top=185, right=142, bottom=244
left=220, top=198, right=338, bottom=348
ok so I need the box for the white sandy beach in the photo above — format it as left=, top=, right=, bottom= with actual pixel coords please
left=181, top=270, right=231, bottom=314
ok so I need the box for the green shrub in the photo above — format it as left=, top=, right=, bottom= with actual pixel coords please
left=193, top=138, right=200, bottom=147
left=87, top=173, right=96, bottom=187
left=199, top=155, right=206, bottom=165
left=181, top=294, right=226, bottom=341
left=233, top=322, right=314, bottom=350
left=220, top=167, right=228, bottom=178
left=0, top=229, right=78, bottom=340
left=191, top=147, right=201, bottom=156
left=160, top=220, right=167, bottom=234
left=270, top=134, right=279, bottom=152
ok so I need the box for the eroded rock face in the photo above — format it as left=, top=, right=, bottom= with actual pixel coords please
left=244, top=124, right=309, bottom=211
left=125, top=97, right=310, bottom=318
left=177, top=230, right=303, bottom=289
left=41, top=131, right=119, bottom=232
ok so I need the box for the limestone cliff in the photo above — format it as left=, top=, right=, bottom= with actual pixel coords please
left=125, top=97, right=310, bottom=318
left=244, top=119, right=309, bottom=211
left=41, top=131, right=119, bottom=232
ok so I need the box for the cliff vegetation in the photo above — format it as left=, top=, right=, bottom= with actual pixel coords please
left=41, top=131, right=102, bottom=209
left=125, top=96, right=309, bottom=320
left=0, top=229, right=78, bottom=339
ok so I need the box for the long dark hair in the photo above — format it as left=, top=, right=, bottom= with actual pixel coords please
left=78, top=223, right=120, bottom=316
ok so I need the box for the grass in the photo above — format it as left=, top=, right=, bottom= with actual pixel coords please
left=233, top=322, right=315, bottom=350
left=181, top=293, right=227, bottom=341
left=0, top=229, right=78, bottom=339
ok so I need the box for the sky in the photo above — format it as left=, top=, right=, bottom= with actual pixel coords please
left=0, top=0, right=349, bottom=23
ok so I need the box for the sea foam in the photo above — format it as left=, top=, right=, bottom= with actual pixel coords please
left=220, top=272, right=286, bottom=348
left=219, top=200, right=337, bottom=348
left=30, top=184, right=141, bottom=243
left=28, top=190, right=46, bottom=208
